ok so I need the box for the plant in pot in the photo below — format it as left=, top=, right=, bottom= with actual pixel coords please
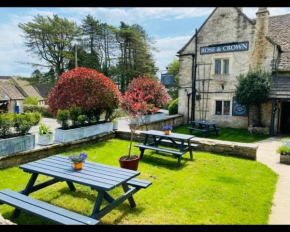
left=68, top=153, right=88, bottom=170
left=110, top=109, right=121, bottom=130
left=277, top=138, right=290, bottom=164
left=163, top=125, right=173, bottom=135
left=38, top=123, right=53, bottom=145
left=119, top=89, right=149, bottom=171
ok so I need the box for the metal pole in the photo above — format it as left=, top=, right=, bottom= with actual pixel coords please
left=191, top=28, right=198, bottom=122
left=75, top=44, right=78, bottom=68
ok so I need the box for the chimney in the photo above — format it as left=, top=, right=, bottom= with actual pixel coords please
left=236, top=7, right=243, bottom=12
left=256, top=7, right=270, bottom=35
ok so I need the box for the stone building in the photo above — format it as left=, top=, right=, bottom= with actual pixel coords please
left=177, top=7, right=290, bottom=135
left=0, top=79, right=24, bottom=113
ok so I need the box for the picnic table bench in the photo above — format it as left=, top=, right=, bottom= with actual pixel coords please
left=0, top=155, right=152, bottom=224
left=188, top=120, right=220, bottom=137
left=135, top=130, right=197, bottom=167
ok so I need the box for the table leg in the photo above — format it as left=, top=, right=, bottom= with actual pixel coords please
left=122, top=183, right=136, bottom=208
left=66, top=181, right=76, bottom=191
left=188, top=140, right=193, bottom=160
left=90, top=190, right=105, bottom=219
left=140, top=135, right=149, bottom=159
left=213, top=125, right=219, bottom=136
left=177, top=157, right=181, bottom=167
left=12, top=173, right=39, bottom=219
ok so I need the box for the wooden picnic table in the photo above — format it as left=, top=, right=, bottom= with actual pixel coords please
left=188, top=120, right=220, bottom=137
left=135, top=130, right=197, bottom=167
left=0, top=155, right=152, bottom=224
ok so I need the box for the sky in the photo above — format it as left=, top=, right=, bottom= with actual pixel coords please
left=0, top=7, right=290, bottom=79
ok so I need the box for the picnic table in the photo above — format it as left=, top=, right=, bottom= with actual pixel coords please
left=188, top=120, right=220, bottom=137
left=135, top=130, right=197, bottom=167
left=0, top=155, right=152, bottom=225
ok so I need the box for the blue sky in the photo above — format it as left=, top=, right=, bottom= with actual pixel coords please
left=0, top=7, right=290, bottom=79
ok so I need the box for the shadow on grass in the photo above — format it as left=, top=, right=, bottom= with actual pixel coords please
left=140, top=151, right=194, bottom=170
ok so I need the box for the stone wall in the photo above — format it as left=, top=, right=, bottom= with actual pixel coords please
left=178, top=7, right=277, bottom=129
left=116, top=130, right=258, bottom=160
left=0, top=132, right=115, bottom=169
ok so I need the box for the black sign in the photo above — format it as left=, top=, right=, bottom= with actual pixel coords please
left=232, top=97, right=247, bottom=116
left=200, top=42, right=249, bottom=55
left=161, top=74, right=174, bottom=86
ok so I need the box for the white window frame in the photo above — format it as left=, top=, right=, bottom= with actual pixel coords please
left=215, top=100, right=231, bottom=115
left=214, top=58, right=230, bottom=75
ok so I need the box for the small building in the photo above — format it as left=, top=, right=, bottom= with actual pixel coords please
left=177, top=7, right=290, bottom=135
left=0, top=80, right=24, bottom=113
left=33, top=84, right=53, bottom=105
left=11, top=77, right=45, bottom=105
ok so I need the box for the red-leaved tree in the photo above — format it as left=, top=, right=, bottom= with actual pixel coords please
left=125, top=74, right=171, bottom=114
left=47, top=67, right=121, bottom=120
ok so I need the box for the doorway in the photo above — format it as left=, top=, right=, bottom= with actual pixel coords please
left=280, top=101, right=290, bottom=134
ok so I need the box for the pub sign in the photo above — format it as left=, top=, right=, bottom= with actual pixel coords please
left=200, top=42, right=249, bottom=55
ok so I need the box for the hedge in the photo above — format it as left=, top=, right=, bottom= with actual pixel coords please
left=24, top=105, right=53, bottom=118
left=168, top=99, right=178, bottom=115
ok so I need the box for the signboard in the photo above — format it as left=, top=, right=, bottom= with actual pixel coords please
left=232, top=97, right=247, bottom=116
left=200, top=42, right=249, bottom=55
left=161, top=74, right=174, bottom=86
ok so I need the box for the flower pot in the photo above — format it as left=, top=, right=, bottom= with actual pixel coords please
left=113, top=121, right=118, bottom=130
left=118, top=155, right=140, bottom=171
left=164, top=130, right=171, bottom=135
left=38, top=133, right=53, bottom=146
left=73, top=162, right=83, bottom=170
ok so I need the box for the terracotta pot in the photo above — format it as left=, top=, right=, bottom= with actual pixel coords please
left=164, top=130, right=171, bottom=135
left=73, top=162, right=83, bottom=170
left=118, top=156, right=140, bottom=171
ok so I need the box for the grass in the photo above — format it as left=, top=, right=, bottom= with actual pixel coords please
left=173, top=124, right=271, bottom=143
left=0, top=139, right=278, bottom=225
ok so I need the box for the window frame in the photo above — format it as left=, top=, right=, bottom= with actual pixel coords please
left=215, top=100, right=231, bottom=116
left=214, top=58, right=230, bottom=75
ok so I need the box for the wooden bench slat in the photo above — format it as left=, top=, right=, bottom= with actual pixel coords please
left=43, top=157, right=136, bottom=179
left=127, top=178, right=152, bottom=189
left=21, top=164, right=114, bottom=191
left=160, top=139, right=198, bottom=147
left=0, top=189, right=98, bottom=225
left=187, top=127, right=207, bottom=132
left=135, top=144, right=184, bottom=156
left=53, top=155, right=139, bottom=175
left=28, top=161, right=122, bottom=186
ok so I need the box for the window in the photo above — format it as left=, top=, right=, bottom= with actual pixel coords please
left=215, top=101, right=222, bottom=115
left=215, top=100, right=231, bottom=115
left=224, top=101, right=230, bottom=115
left=214, top=58, right=230, bottom=74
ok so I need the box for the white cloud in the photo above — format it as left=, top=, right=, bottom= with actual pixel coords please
left=153, top=35, right=192, bottom=78
left=61, top=7, right=214, bottom=25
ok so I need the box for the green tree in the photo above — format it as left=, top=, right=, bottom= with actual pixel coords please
left=19, top=14, right=79, bottom=78
left=166, top=58, right=179, bottom=100
left=235, top=67, right=272, bottom=126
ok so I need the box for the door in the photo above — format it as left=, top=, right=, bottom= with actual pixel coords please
left=280, top=101, right=290, bottom=134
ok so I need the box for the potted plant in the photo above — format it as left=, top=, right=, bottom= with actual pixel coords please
left=277, top=138, right=290, bottom=164
left=38, top=123, right=53, bottom=145
left=163, top=125, right=173, bottom=135
left=68, top=153, right=88, bottom=170
left=118, top=89, right=149, bottom=171
left=110, top=109, right=121, bottom=130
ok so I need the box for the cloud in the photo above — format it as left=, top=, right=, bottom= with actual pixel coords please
left=153, top=35, right=192, bottom=78
left=61, top=7, right=215, bottom=25
left=243, top=7, right=290, bottom=19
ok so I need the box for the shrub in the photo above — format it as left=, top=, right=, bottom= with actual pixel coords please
left=0, top=113, right=14, bottom=138
left=39, top=123, right=53, bottom=139
left=276, top=146, right=290, bottom=156
left=47, top=67, right=121, bottom=121
left=14, top=114, right=34, bottom=136
left=69, top=106, right=83, bottom=127
left=56, top=109, right=70, bottom=129
left=24, top=105, right=53, bottom=118
left=24, top=96, right=38, bottom=105
left=168, top=99, right=178, bottom=115
left=78, top=115, right=87, bottom=126
left=27, top=112, right=42, bottom=125
left=125, top=74, right=171, bottom=114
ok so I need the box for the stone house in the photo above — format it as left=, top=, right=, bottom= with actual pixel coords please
left=11, top=77, right=45, bottom=105
left=0, top=79, right=24, bottom=113
left=177, top=7, right=290, bottom=135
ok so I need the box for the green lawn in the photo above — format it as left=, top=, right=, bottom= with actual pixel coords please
left=173, top=124, right=271, bottom=143
left=0, top=139, right=277, bottom=225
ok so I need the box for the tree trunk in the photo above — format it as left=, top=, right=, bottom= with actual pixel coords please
left=127, top=130, right=133, bottom=159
